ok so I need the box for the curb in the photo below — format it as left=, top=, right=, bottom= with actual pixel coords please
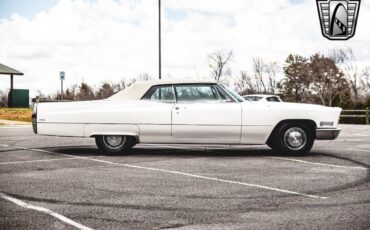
left=0, top=119, right=31, bottom=125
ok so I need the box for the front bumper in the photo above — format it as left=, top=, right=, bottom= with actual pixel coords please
left=316, top=128, right=341, bottom=140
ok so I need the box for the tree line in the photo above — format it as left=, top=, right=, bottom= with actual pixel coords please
left=212, top=48, right=369, bottom=108
left=0, top=73, right=151, bottom=106
left=0, top=48, right=369, bottom=109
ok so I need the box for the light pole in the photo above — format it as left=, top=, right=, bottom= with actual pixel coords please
left=158, top=0, right=162, bottom=79
left=60, top=71, right=65, bottom=100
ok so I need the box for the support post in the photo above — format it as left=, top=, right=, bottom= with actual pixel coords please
left=9, top=74, right=14, bottom=107
left=61, top=79, right=63, bottom=101
left=10, top=74, right=13, bottom=91
left=366, top=107, right=369, bottom=125
left=158, top=0, right=162, bottom=79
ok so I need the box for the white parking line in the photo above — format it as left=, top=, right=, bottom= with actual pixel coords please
left=155, top=145, right=369, bottom=170
left=0, top=157, right=77, bottom=165
left=15, top=146, right=88, bottom=159
left=0, top=192, right=93, bottom=230
left=9, top=145, right=327, bottom=199
left=84, top=157, right=328, bottom=199
left=319, top=147, right=370, bottom=153
left=268, top=157, right=368, bottom=170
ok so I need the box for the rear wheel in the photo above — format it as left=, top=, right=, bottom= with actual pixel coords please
left=95, top=135, right=136, bottom=154
left=271, top=122, right=315, bottom=155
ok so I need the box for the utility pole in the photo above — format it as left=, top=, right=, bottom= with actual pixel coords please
left=158, top=0, right=162, bottom=79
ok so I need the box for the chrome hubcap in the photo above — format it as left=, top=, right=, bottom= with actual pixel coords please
left=283, top=127, right=307, bottom=150
left=103, top=136, right=126, bottom=149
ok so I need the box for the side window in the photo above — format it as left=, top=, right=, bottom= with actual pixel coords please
left=266, top=96, right=280, bottom=102
left=175, top=85, right=220, bottom=102
left=255, top=96, right=263, bottom=101
left=142, top=85, right=175, bottom=102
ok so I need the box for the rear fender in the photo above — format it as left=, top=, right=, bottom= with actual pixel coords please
left=84, top=124, right=140, bottom=141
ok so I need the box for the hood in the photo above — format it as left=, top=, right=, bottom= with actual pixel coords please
left=244, top=100, right=341, bottom=112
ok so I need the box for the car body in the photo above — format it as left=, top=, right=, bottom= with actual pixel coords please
left=243, top=94, right=282, bottom=102
left=32, top=79, right=341, bottom=154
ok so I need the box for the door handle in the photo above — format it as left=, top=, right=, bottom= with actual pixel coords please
left=175, top=106, right=186, bottom=111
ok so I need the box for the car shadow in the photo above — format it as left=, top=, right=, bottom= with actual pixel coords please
left=43, top=145, right=318, bottom=158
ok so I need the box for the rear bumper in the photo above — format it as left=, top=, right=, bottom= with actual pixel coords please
left=316, top=128, right=341, bottom=140
left=32, top=103, right=37, bottom=134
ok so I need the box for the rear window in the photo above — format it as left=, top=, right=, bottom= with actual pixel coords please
left=245, top=96, right=262, bottom=101
left=142, top=85, right=175, bottom=102
left=266, top=96, right=280, bottom=102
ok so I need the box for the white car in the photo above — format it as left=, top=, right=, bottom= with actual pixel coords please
left=32, top=79, right=341, bottom=154
left=243, top=94, right=282, bottom=102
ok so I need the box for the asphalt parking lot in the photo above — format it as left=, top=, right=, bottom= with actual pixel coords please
left=0, top=125, right=369, bottom=229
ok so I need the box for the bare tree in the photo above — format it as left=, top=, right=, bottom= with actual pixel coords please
left=252, top=57, right=267, bottom=93
left=329, top=48, right=362, bottom=102
left=112, top=79, right=127, bottom=92
left=234, top=58, right=281, bottom=96
left=251, top=58, right=280, bottom=94
left=234, top=71, right=258, bottom=95
left=208, top=50, right=233, bottom=81
left=137, top=72, right=152, bottom=81
left=125, top=73, right=152, bottom=89
left=361, top=67, right=370, bottom=96
left=265, top=61, right=280, bottom=94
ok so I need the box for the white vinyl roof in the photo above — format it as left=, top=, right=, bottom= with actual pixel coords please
left=242, top=94, right=279, bottom=98
left=244, top=94, right=278, bottom=97
left=108, top=79, right=217, bottom=101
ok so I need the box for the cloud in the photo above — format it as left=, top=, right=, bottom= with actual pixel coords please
left=0, top=0, right=369, bottom=96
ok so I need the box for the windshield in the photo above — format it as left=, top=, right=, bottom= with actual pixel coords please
left=219, top=84, right=245, bottom=102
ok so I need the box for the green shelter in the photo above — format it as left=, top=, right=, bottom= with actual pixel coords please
left=0, top=63, right=27, bottom=107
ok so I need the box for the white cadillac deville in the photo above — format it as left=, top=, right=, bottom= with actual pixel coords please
left=32, top=79, right=341, bottom=154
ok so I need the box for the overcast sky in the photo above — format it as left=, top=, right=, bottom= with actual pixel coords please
left=0, top=0, right=369, bottom=96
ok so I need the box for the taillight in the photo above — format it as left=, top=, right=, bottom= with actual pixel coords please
left=32, top=103, right=37, bottom=134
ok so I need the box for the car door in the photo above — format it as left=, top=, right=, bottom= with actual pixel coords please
left=138, top=85, right=176, bottom=143
left=171, top=84, right=242, bottom=143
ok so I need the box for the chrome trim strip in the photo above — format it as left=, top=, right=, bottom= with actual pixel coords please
left=37, top=122, right=271, bottom=128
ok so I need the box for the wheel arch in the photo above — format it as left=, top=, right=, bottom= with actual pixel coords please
left=84, top=124, right=140, bottom=143
left=90, top=133, right=140, bottom=143
left=266, top=119, right=316, bottom=145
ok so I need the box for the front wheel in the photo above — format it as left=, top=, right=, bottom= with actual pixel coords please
left=271, top=123, right=315, bottom=155
left=95, top=135, right=136, bottom=154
